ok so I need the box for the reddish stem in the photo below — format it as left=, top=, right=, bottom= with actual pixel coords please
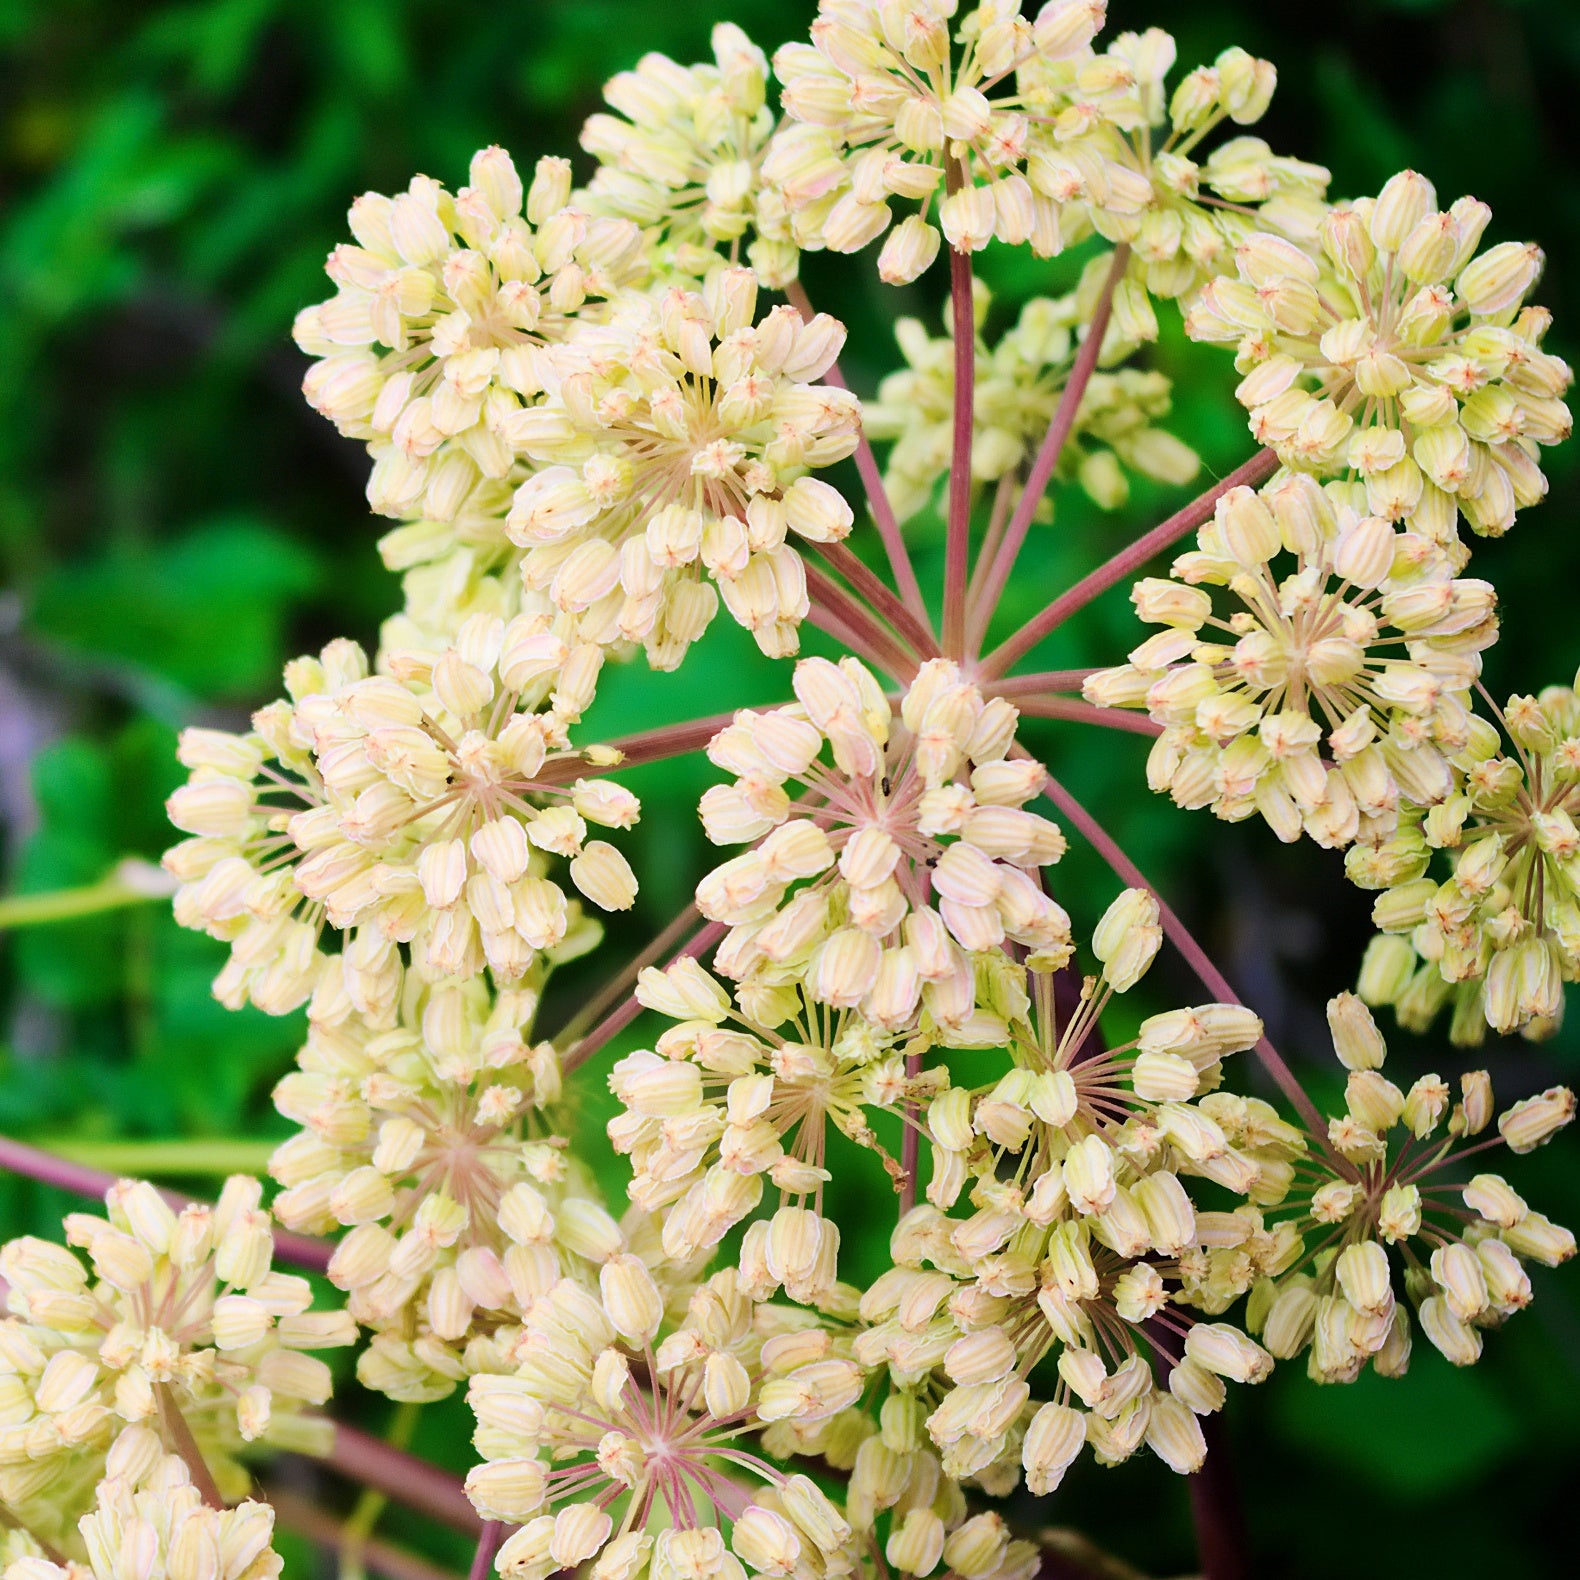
left=783, top=279, right=931, bottom=632
left=1035, top=771, right=1332, bottom=1146
left=562, top=919, right=727, bottom=1075
left=0, top=1134, right=333, bottom=1273
left=1013, top=696, right=1163, bottom=737
left=987, top=669, right=1099, bottom=698
left=805, top=562, right=919, bottom=681
left=964, top=470, right=1018, bottom=652
left=811, top=537, right=938, bottom=660
left=160, top=1384, right=225, bottom=1508
left=1189, top=1413, right=1250, bottom=1580
left=942, top=221, right=976, bottom=658
left=320, top=1423, right=483, bottom=1535
left=553, top=903, right=703, bottom=1048
left=468, top=1520, right=505, bottom=1580
left=978, top=447, right=1279, bottom=681
left=969, top=245, right=1131, bottom=652
left=899, top=1046, right=923, bottom=1218
left=266, top=1485, right=465, bottom=1580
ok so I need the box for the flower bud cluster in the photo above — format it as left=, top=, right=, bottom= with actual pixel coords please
left=507, top=268, right=860, bottom=664
left=5, top=1446, right=281, bottom=1580
left=0, top=1179, right=352, bottom=1547
left=293, top=146, right=646, bottom=523
left=1186, top=172, right=1572, bottom=540
left=1237, top=996, right=1575, bottom=1381
left=164, top=624, right=632, bottom=1013
left=1086, top=476, right=1497, bottom=849
left=580, top=24, right=801, bottom=287
left=697, top=657, right=1068, bottom=1040
left=1349, top=676, right=1580, bottom=1044
left=863, top=278, right=1198, bottom=523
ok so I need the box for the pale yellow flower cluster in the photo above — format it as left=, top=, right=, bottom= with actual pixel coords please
left=164, top=624, right=632, bottom=1014
left=1234, top=996, right=1575, bottom=1381
left=696, top=657, right=1069, bottom=1038
left=1350, top=675, right=1580, bottom=1044
left=862, top=277, right=1199, bottom=522
left=0, top=1180, right=352, bottom=1550
left=1086, top=475, right=1497, bottom=849
left=581, top=24, right=801, bottom=288
left=1186, top=172, right=1572, bottom=541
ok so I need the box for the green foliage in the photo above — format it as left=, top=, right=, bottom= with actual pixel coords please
left=1, top=0, right=1578, bottom=1572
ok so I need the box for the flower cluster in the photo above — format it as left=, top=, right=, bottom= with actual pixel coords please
left=1349, top=676, right=1580, bottom=1043
left=697, top=657, right=1068, bottom=1036
left=508, top=268, right=860, bottom=664
left=1085, top=475, right=1497, bottom=848
left=164, top=623, right=631, bottom=1014
left=4, top=1445, right=282, bottom=1580
left=293, top=147, right=646, bottom=523
left=580, top=24, right=801, bottom=287
left=0, top=1180, right=352, bottom=1548
left=863, top=278, right=1199, bottom=522
left=1187, top=171, right=1572, bottom=541
left=1238, top=995, right=1574, bottom=1381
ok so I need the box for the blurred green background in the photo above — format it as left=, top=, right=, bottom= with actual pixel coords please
left=2, top=0, right=1579, bottom=1574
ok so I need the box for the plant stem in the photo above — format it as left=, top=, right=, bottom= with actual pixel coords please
left=964, top=471, right=1018, bottom=652
left=36, top=1138, right=277, bottom=1176
left=1035, top=772, right=1332, bottom=1146
left=805, top=563, right=920, bottom=681
left=783, top=280, right=931, bottom=631
left=159, top=1384, right=225, bottom=1508
left=968, top=245, right=1130, bottom=651
left=1189, top=1413, right=1250, bottom=1580
left=942, top=213, right=977, bottom=659
left=978, top=447, right=1279, bottom=681
left=318, top=1424, right=482, bottom=1535
left=1012, top=696, right=1163, bottom=736
left=561, top=920, right=727, bottom=1076
left=266, top=1485, right=465, bottom=1580
left=553, top=903, right=703, bottom=1049
left=468, top=1520, right=505, bottom=1580
left=0, top=860, right=173, bottom=930
left=986, top=669, right=1098, bottom=698
left=811, top=537, right=938, bottom=660
left=339, top=1401, right=422, bottom=1580
left=0, top=1134, right=334, bottom=1273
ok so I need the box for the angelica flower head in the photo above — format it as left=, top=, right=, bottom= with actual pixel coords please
left=0, top=1179, right=353, bottom=1547
left=464, top=1268, right=862, bottom=1580
left=1187, top=172, right=1572, bottom=539
left=293, top=147, right=647, bottom=523
left=1243, top=995, right=1574, bottom=1381
left=581, top=24, right=801, bottom=288
left=862, top=277, right=1199, bottom=522
left=4, top=1442, right=282, bottom=1580
left=696, top=656, right=1069, bottom=1040
left=1349, top=676, right=1580, bottom=1043
left=506, top=267, right=859, bottom=666
left=1086, top=474, right=1497, bottom=849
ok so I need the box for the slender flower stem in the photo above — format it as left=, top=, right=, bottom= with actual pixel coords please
left=0, top=1133, right=334, bottom=1273
left=899, top=1046, right=923, bottom=1218
left=553, top=903, right=703, bottom=1049
left=468, top=1520, right=505, bottom=1580
left=562, top=920, right=728, bottom=1075
left=783, top=280, right=931, bottom=631
left=811, top=537, right=938, bottom=660
left=968, top=244, right=1131, bottom=649
left=159, top=1384, right=224, bottom=1508
left=942, top=221, right=977, bottom=658
left=318, top=1424, right=483, bottom=1535
left=266, top=1486, right=465, bottom=1580
left=0, top=1505, right=68, bottom=1567
left=964, top=470, right=1019, bottom=653
left=805, top=562, right=920, bottom=681
left=0, top=860, right=173, bottom=930
left=986, top=669, right=1098, bottom=698
left=1035, top=772, right=1334, bottom=1148
left=979, top=447, right=1279, bottom=681
left=1189, top=1414, right=1250, bottom=1580
left=340, top=1401, right=423, bottom=1580
left=32, top=1138, right=276, bottom=1176
left=540, top=714, right=737, bottom=780
left=1012, top=696, right=1163, bottom=737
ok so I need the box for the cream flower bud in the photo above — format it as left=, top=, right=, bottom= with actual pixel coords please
left=1022, top=1401, right=1085, bottom=1494
left=570, top=841, right=638, bottom=910
left=1184, top=1322, right=1273, bottom=1383
left=1497, top=1086, right=1575, bottom=1153
left=1326, top=992, right=1387, bottom=1070
left=1093, top=888, right=1162, bottom=990
left=1335, top=1240, right=1392, bottom=1314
